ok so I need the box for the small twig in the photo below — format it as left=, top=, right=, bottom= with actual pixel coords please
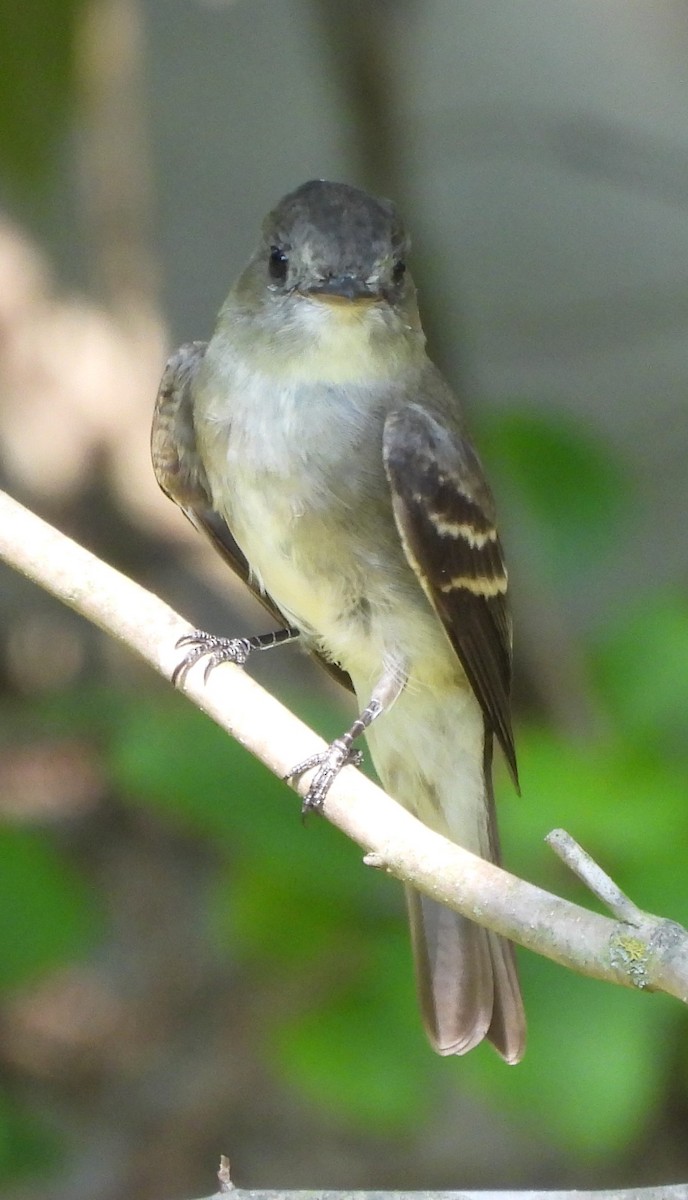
left=362, top=851, right=385, bottom=868
left=546, top=829, right=644, bottom=923
left=217, top=1156, right=233, bottom=1193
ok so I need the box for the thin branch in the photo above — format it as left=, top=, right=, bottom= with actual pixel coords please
left=193, top=1189, right=688, bottom=1200
left=199, top=1159, right=688, bottom=1200
left=1, top=488, right=688, bottom=1004
left=546, top=828, right=644, bottom=923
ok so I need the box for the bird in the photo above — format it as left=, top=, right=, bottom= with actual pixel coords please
left=151, top=179, right=526, bottom=1063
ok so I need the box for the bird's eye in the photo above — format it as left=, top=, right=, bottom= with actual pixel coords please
left=269, top=245, right=289, bottom=282
left=392, top=259, right=406, bottom=284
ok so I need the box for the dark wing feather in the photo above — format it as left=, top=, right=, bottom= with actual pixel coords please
left=151, top=342, right=354, bottom=694
left=383, top=404, right=518, bottom=788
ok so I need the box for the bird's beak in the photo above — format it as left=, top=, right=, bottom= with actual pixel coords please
left=306, top=275, right=379, bottom=305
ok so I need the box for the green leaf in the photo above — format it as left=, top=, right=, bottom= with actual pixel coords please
left=497, top=726, right=688, bottom=936
left=477, top=407, right=633, bottom=582
left=593, top=591, right=688, bottom=757
left=271, top=928, right=435, bottom=1132
left=462, top=953, right=677, bottom=1156
left=0, top=828, right=100, bottom=989
left=109, top=686, right=391, bottom=894
left=0, top=1087, right=62, bottom=1185
left=0, top=0, right=84, bottom=186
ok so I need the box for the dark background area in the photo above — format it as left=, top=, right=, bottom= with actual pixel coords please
left=1, top=2, right=688, bottom=1198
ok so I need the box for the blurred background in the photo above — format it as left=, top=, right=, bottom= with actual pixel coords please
left=1, top=1, right=688, bottom=1197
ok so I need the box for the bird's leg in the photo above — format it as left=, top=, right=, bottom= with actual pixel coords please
left=172, top=626, right=300, bottom=685
left=287, top=658, right=408, bottom=815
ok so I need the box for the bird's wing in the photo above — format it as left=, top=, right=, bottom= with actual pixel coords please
left=382, top=403, right=518, bottom=787
left=151, top=342, right=354, bottom=694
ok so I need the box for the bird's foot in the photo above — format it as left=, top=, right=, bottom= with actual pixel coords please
left=286, top=739, right=364, bottom=816
left=172, top=630, right=253, bottom=685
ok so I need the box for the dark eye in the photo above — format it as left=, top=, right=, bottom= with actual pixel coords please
left=269, top=245, right=289, bottom=282
left=392, top=259, right=406, bottom=284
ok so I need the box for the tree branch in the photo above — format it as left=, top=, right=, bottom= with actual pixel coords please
left=1, top=488, right=687, bottom=1004
left=200, top=1157, right=688, bottom=1200
left=193, top=1189, right=688, bottom=1200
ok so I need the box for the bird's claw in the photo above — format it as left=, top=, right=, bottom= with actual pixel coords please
left=286, top=738, right=364, bottom=816
left=172, top=630, right=252, bottom=686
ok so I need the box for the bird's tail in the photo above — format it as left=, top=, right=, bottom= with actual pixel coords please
left=405, top=731, right=525, bottom=1063
left=405, top=888, right=524, bottom=1062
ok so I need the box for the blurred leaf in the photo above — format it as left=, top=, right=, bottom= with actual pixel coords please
left=506, top=727, right=688, bottom=866
left=0, top=685, right=133, bottom=748
left=110, top=685, right=390, bottom=894
left=215, top=862, right=345, bottom=967
left=462, top=953, right=677, bottom=1156
left=0, top=1087, right=62, bottom=1185
left=0, top=827, right=100, bottom=989
left=213, top=837, right=393, bottom=968
left=477, top=407, right=633, bottom=582
left=0, top=0, right=84, bottom=185
left=110, top=693, right=279, bottom=842
left=593, top=591, right=688, bottom=758
left=498, top=725, right=688, bottom=929
left=272, top=928, right=436, bottom=1132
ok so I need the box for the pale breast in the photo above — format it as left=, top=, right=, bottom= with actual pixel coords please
left=193, top=338, right=455, bottom=688
left=222, top=458, right=391, bottom=678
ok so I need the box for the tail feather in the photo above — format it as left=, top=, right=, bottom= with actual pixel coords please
left=406, top=889, right=525, bottom=1062
left=363, top=688, right=526, bottom=1062
left=406, top=889, right=492, bottom=1055
left=485, top=927, right=526, bottom=1064
left=403, top=727, right=525, bottom=1063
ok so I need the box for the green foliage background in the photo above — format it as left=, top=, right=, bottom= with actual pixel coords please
left=0, top=0, right=84, bottom=188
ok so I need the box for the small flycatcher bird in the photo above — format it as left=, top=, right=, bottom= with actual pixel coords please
left=151, top=180, right=526, bottom=1062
